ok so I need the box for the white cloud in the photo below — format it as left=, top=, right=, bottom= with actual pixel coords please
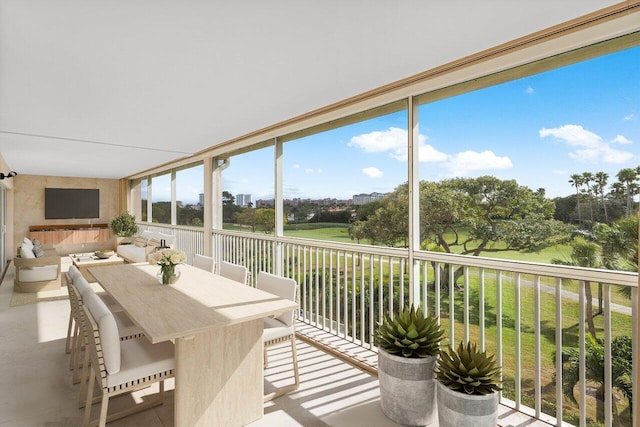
left=623, top=113, right=636, bottom=121
left=418, top=143, right=449, bottom=163
left=348, top=127, right=447, bottom=163
left=553, top=170, right=568, bottom=175
left=525, top=86, right=535, bottom=94
left=292, top=164, right=300, bottom=169
left=539, top=124, right=635, bottom=164
left=441, top=150, right=512, bottom=176
left=362, top=166, right=383, bottom=179
left=611, top=134, right=632, bottom=144
left=304, top=168, right=322, bottom=174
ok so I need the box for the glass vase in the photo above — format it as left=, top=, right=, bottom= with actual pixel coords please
left=157, top=265, right=180, bottom=285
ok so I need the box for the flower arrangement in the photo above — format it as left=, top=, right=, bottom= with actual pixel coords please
left=149, top=248, right=187, bottom=285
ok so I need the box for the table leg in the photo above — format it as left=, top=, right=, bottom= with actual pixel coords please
left=175, top=319, right=263, bottom=427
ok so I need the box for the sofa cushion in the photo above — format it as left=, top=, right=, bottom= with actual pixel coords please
left=33, top=245, right=45, bottom=258
left=133, top=236, right=147, bottom=247
left=19, top=244, right=36, bottom=259
left=18, top=265, right=58, bottom=282
left=22, top=237, right=34, bottom=250
left=141, top=231, right=176, bottom=247
left=117, top=231, right=177, bottom=263
left=117, top=244, right=147, bottom=263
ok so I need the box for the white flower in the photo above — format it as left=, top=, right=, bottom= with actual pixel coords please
left=148, top=249, right=187, bottom=267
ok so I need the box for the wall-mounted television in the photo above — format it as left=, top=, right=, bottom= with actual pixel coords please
left=45, top=188, right=100, bottom=219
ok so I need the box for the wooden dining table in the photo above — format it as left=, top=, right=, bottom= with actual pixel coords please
left=88, top=263, right=298, bottom=427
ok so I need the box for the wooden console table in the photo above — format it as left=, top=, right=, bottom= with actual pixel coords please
left=29, top=224, right=112, bottom=246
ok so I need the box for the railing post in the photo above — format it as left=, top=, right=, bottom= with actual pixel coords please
left=407, top=96, right=420, bottom=308
left=274, top=137, right=283, bottom=275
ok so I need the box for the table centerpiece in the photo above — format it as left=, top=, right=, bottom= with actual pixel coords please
left=149, top=248, right=187, bottom=285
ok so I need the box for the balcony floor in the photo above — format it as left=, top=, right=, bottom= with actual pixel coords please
left=0, top=266, right=547, bottom=427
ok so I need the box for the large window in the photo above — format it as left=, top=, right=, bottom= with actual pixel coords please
left=151, top=173, right=171, bottom=224
left=176, top=163, right=204, bottom=226
left=221, top=146, right=275, bottom=233
left=282, top=108, right=409, bottom=245
left=416, top=45, right=639, bottom=264
left=415, top=46, right=638, bottom=426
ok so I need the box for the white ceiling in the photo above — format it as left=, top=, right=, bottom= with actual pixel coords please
left=0, top=0, right=621, bottom=179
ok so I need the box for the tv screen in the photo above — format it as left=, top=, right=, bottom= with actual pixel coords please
left=45, top=188, right=100, bottom=219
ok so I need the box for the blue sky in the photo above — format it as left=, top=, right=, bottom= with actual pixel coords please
left=174, top=46, right=639, bottom=204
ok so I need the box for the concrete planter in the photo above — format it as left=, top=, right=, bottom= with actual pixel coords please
left=378, top=348, right=436, bottom=426
left=436, top=381, right=498, bottom=427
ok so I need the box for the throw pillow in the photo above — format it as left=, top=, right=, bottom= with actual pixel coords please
left=33, top=245, right=45, bottom=258
left=22, top=237, right=34, bottom=250
left=19, top=244, right=36, bottom=259
left=147, top=238, right=161, bottom=248
left=133, top=236, right=148, bottom=247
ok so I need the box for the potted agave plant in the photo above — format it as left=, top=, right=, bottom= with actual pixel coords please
left=435, top=341, right=502, bottom=427
left=375, top=304, right=443, bottom=426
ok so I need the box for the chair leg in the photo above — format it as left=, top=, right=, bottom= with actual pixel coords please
left=69, top=322, right=79, bottom=370
left=65, top=314, right=74, bottom=354
left=291, top=337, right=300, bottom=390
left=98, top=392, right=109, bottom=427
left=78, top=346, right=91, bottom=408
left=83, top=371, right=95, bottom=427
left=264, top=336, right=300, bottom=402
left=72, top=329, right=84, bottom=384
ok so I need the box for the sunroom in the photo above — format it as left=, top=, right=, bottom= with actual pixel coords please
left=0, top=2, right=638, bottom=427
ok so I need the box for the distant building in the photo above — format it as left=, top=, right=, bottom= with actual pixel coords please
left=256, top=199, right=274, bottom=207
left=235, top=193, right=252, bottom=207
left=352, top=192, right=385, bottom=205
left=199, top=193, right=204, bottom=206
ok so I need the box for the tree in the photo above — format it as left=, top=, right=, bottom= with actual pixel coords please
left=419, top=176, right=562, bottom=256
left=581, top=171, right=595, bottom=222
left=561, top=334, right=633, bottom=423
left=593, top=171, right=609, bottom=222
left=222, top=191, right=241, bottom=223
left=236, top=208, right=275, bottom=233
left=553, top=237, right=600, bottom=337
left=616, top=168, right=639, bottom=217
left=348, top=220, right=367, bottom=245
left=569, top=174, right=585, bottom=223
left=359, top=177, right=568, bottom=287
left=593, top=215, right=639, bottom=299
left=360, top=186, right=409, bottom=247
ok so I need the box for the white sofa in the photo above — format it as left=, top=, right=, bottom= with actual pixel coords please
left=116, top=230, right=176, bottom=263
left=14, top=237, right=61, bottom=292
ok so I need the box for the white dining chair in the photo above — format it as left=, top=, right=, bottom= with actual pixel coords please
left=65, top=266, right=123, bottom=355
left=68, top=275, right=142, bottom=393
left=193, top=254, right=216, bottom=273
left=80, top=292, right=175, bottom=427
left=256, top=271, right=299, bottom=401
left=219, top=261, right=249, bottom=285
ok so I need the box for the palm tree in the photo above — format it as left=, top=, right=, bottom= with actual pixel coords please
left=616, top=168, right=638, bottom=217
left=581, top=172, right=595, bottom=222
left=569, top=174, right=584, bottom=223
left=552, top=237, right=599, bottom=337
left=561, top=334, right=633, bottom=423
left=593, top=171, right=609, bottom=222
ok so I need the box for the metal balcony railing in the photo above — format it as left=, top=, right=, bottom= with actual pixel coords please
left=137, top=223, right=638, bottom=427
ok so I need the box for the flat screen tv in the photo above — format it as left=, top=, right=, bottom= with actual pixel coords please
left=45, top=188, right=100, bottom=219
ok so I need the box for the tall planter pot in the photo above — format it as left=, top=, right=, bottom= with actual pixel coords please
left=378, top=348, right=436, bottom=426
left=436, top=381, right=498, bottom=427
